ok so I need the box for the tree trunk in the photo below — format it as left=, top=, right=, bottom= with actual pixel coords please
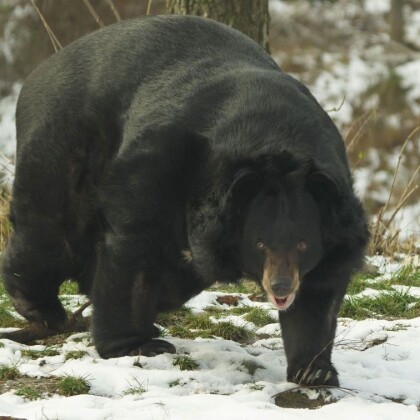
left=165, top=0, right=270, bottom=52
left=390, top=0, right=404, bottom=43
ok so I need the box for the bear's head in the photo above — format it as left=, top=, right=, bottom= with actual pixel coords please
left=230, top=151, right=367, bottom=310
left=239, top=182, right=324, bottom=310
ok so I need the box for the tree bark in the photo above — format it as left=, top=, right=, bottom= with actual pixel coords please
left=165, top=0, right=270, bottom=52
left=390, top=0, right=404, bottom=43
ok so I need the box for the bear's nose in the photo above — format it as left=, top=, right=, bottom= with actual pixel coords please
left=270, top=276, right=293, bottom=297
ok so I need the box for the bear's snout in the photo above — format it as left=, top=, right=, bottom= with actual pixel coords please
left=270, top=276, right=294, bottom=297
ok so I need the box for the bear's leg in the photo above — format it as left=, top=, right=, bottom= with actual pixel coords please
left=91, top=235, right=178, bottom=358
left=279, top=286, right=343, bottom=386
left=2, top=231, right=72, bottom=330
left=156, top=266, right=206, bottom=313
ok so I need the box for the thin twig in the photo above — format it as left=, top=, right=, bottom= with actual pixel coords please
left=345, top=110, right=376, bottom=152
left=68, top=300, right=92, bottom=325
left=382, top=133, right=412, bottom=215
left=146, top=0, right=154, bottom=15
left=83, top=0, right=105, bottom=27
left=400, top=165, right=420, bottom=201
left=325, top=95, right=346, bottom=113
left=30, top=0, right=62, bottom=51
left=369, top=127, right=420, bottom=254
left=105, top=0, right=121, bottom=22
left=384, top=185, right=418, bottom=231
left=371, top=207, right=385, bottom=250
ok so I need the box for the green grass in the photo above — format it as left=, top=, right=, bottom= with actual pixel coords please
left=123, top=378, right=148, bottom=395
left=15, top=386, right=43, bottom=400
left=173, top=355, right=199, bottom=371
left=168, top=379, right=182, bottom=387
left=207, top=305, right=270, bottom=323
left=21, top=347, right=60, bottom=359
left=59, top=280, right=79, bottom=295
left=0, top=279, right=6, bottom=295
left=340, top=289, right=419, bottom=320
left=347, top=265, right=420, bottom=296
left=249, top=384, right=265, bottom=391
left=346, top=273, right=376, bottom=295
left=209, top=280, right=261, bottom=294
left=367, top=265, right=420, bottom=291
left=243, top=307, right=275, bottom=327
left=158, top=309, right=254, bottom=342
left=156, top=307, right=194, bottom=328
left=208, top=322, right=254, bottom=343
left=390, top=265, right=420, bottom=286
left=0, top=300, right=25, bottom=328
left=240, top=359, right=264, bottom=375
left=342, top=264, right=420, bottom=320
left=0, top=364, right=20, bottom=380
left=64, top=350, right=88, bottom=361
left=58, top=374, right=90, bottom=396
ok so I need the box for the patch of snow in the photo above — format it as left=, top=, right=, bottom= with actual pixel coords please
left=396, top=59, right=420, bottom=116
left=269, top=0, right=293, bottom=17
left=311, top=53, right=388, bottom=127
left=364, top=0, right=391, bottom=14
left=0, top=83, right=20, bottom=157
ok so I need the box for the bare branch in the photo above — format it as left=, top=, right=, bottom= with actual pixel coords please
left=30, top=0, right=62, bottom=52
left=105, top=0, right=121, bottom=22
left=83, top=0, right=105, bottom=27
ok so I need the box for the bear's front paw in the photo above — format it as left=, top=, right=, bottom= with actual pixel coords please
left=96, top=337, right=176, bottom=358
left=287, top=360, right=339, bottom=387
left=131, top=339, right=176, bottom=357
left=11, top=293, right=67, bottom=331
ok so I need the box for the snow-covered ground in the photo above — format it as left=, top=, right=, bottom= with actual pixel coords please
left=1, top=256, right=420, bottom=419
left=1, top=306, right=420, bottom=418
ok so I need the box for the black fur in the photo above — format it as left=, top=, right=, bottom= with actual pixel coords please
left=2, top=16, right=369, bottom=385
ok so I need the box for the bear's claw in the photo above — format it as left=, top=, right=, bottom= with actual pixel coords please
left=288, top=361, right=339, bottom=387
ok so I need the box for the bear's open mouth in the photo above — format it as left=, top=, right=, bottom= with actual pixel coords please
left=268, top=293, right=295, bottom=311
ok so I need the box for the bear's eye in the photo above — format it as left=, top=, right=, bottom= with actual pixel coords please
left=256, top=241, right=265, bottom=250
left=297, top=240, right=308, bottom=252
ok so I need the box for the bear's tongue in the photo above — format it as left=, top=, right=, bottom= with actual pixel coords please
left=274, top=297, right=287, bottom=306
left=269, top=293, right=295, bottom=310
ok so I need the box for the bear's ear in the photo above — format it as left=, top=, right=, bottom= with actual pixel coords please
left=306, top=171, right=342, bottom=202
left=228, top=168, right=262, bottom=208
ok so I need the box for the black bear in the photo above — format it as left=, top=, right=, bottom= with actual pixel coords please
left=2, top=15, right=369, bottom=386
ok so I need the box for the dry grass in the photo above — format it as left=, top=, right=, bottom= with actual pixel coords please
left=345, top=109, right=377, bottom=156
left=369, top=127, right=420, bottom=256
left=0, top=191, right=12, bottom=251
